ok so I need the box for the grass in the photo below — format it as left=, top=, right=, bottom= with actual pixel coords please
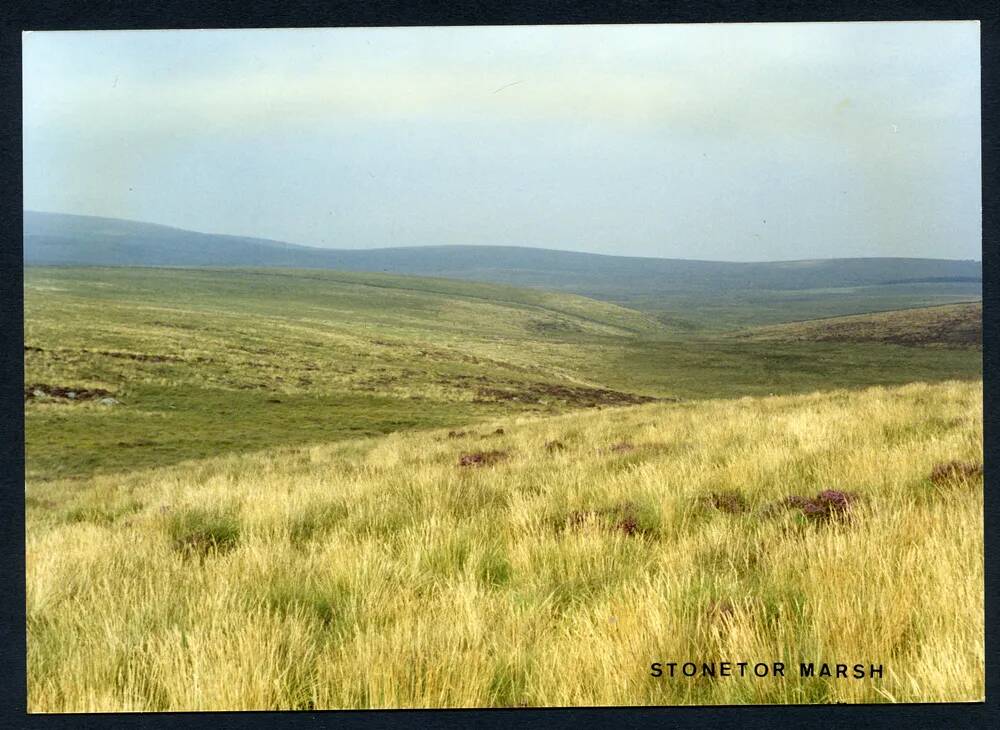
left=24, top=267, right=982, bottom=480
left=23, top=266, right=984, bottom=709
left=622, top=282, right=982, bottom=330
left=25, top=380, right=984, bottom=710
left=741, top=302, right=982, bottom=348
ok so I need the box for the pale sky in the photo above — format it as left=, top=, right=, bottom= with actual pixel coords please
left=23, top=22, right=981, bottom=261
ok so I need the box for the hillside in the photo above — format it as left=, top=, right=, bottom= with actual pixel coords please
left=740, top=302, right=983, bottom=348
left=25, top=211, right=982, bottom=327
left=24, top=267, right=983, bottom=480
left=23, top=267, right=664, bottom=480
left=26, top=380, right=984, bottom=709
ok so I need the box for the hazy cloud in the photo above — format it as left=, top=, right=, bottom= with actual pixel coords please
left=23, top=22, right=981, bottom=260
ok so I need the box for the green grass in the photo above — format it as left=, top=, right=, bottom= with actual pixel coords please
left=24, top=267, right=982, bottom=480
left=622, top=283, right=982, bottom=330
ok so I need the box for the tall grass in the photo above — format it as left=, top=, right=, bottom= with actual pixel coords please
left=26, top=380, right=983, bottom=710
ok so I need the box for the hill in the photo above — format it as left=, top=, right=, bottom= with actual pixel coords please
left=24, top=211, right=982, bottom=327
left=22, top=266, right=663, bottom=479
left=740, top=302, right=982, bottom=348
left=24, top=267, right=982, bottom=480
left=26, top=380, right=984, bottom=709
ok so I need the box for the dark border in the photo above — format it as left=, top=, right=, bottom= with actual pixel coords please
left=2, top=1, right=997, bottom=728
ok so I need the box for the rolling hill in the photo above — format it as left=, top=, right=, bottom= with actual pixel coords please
left=740, top=302, right=983, bottom=348
left=24, top=267, right=982, bottom=480
left=25, top=211, right=982, bottom=327
left=24, top=266, right=984, bottom=709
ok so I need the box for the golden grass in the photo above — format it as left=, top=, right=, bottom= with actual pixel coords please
left=26, top=380, right=983, bottom=710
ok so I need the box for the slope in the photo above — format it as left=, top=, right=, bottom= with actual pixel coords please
left=25, top=211, right=981, bottom=327
left=26, top=380, right=984, bottom=709
left=740, top=302, right=982, bottom=348
left=25, top=267, right=983, bottom=480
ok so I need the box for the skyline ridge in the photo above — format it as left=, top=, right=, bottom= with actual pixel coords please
left=23, top=209, right=983, bottom=265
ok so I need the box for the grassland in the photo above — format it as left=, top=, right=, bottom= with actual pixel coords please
left=23, top=265, right=984, bottom=709
left=24, top=268, right=982, bottom=480
left=26, top=380, right=984, bottom=710
left=741, top=302, right=983, bottom=348
left=27, top=211, right=982, bottom=330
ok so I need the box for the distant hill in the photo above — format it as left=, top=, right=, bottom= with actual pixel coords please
left=25, top=211, right=981, bottom=326
left=740, top=302, right=982, bottom=348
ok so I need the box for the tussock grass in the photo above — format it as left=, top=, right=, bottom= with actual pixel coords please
left=26, top=380, right=983, bottom=710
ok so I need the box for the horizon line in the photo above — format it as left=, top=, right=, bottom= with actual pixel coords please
left=23, top=208, right=984, bottom=265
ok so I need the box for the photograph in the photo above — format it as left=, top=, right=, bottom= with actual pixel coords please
left=21, top=21, right=983, bottom=711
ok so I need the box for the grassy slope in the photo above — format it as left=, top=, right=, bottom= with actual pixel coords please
left=26, top=380, right=983, bottom=709
left=24, top=267, right=983, bottom=480
left=628, top=282, right=982, bottom=330
left=23, top=267, right=659, bottom=480
left=739, top=302, right=983, bottom=348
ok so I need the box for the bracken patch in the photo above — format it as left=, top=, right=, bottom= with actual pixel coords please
left=458, top=450, right=509, bottom=468
left=473, top=383, right=662, bottom=408
left=929, top=461, right=983, bottom=486
left=607, top=441, right=636, bottom=454
left=564, top=501, right=653, bottom=537
left=24, top=383, right=113, bottom=402
left=703, top=491, right=749, bottom=514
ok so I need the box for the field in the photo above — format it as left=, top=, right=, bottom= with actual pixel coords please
left=26, top=211, right=983, bottom=330
left=741, top=302, right=983, bottom=348
left=24, top=267, right=981, bottom=480
left=23, top=266, right=984, bottom=710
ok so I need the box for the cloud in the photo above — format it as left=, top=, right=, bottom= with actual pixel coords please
left=21, top=23, right=981, bottom=260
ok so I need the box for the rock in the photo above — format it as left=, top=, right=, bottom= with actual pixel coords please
left=98, top=397, right=120, bottom=406
left=32, top=389, right=46, bottom=399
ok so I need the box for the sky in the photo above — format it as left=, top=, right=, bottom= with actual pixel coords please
left=23, top=22, right=981, bottom=261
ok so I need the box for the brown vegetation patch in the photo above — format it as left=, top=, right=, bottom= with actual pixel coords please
left=458, top=450, right=509, bottom=468
left=95, top=349, right=187, bottom=363
left=744, top=302, right=982, bottom=349
left=702, top=491, right=749, bottom=514
left=607, top=441, right=636, bottom=453
left=473, top=382, right=661, bottom=409
left=929, top=460, right=983, bottom=486
left=149, top=320, right=199, bottom=330
left=564, top=501, right=651, bottom=537
left=766, top=489, right=860, bottom=523
left=706, top=599, right=737, bottom=623
left=25, top=383, right=113, bottom=402
left=447, top=430, right=468, bottom=439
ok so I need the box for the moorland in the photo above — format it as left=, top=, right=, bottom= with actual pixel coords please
left=23, top=217, right=984, bottom=709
